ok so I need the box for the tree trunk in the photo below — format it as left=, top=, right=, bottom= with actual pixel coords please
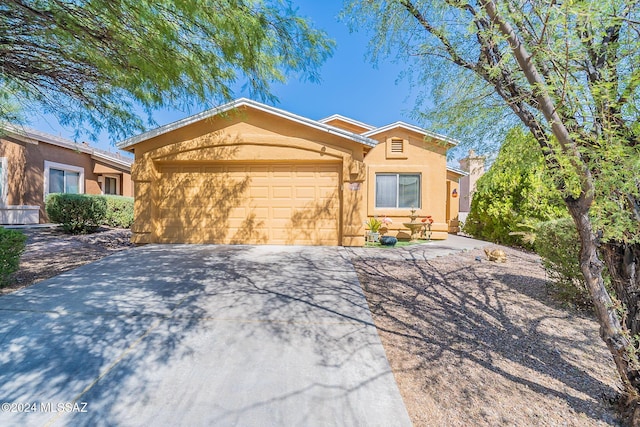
left=601, top=242, right=640, bottom=385
left=481, top=2, right=640, bottom=416
left=565, top=198, right=640, bottom=399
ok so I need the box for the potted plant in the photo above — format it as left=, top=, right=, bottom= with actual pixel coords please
left=364, top=217, right=383, bottom=242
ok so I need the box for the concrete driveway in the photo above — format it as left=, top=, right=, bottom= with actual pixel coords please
left=0, top=245, right=411, bottom=426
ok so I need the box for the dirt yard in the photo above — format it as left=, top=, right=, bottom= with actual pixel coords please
left=350, top=246, right=621, bottom=426
left=6, top=228, right=622, bottom=425
left=4, top=226, right=133, bottom=295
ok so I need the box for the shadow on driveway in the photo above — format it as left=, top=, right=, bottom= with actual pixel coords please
left=0, top=245, right=410, bottom=426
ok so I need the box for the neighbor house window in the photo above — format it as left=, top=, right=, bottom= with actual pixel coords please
left=44, top=161, right=84, bottom=196
left=375, top=173, right=421, bottom=208
left=102, top=176, right=119, bottom=195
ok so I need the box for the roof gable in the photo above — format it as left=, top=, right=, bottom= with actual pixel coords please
left=317, top=114, right=375, bottom=133
left=363, top=121, right=459, bottom=147
left=3, top=124, right=132, bottom=169
left=446, top=166, right=468, bottom=178
left=117, top=98, right=378, bottom=150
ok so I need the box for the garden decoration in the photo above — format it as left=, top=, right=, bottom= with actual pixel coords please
left=484, top=248, right=507, bottom=263
left=421, top=215, right=434, bottom=241
left=380, top=236, right=397, bottom=246
left=403, top=208, right=423, bottom=241
left=364, top=217, right=383, bottom=242
left=380, top=216, right=393, bottom=235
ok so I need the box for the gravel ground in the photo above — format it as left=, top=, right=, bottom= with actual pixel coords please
left=4, top=226, right=134, bottom=295
left=5, top=229, right=622, bottom=425
left=349, top=245, right=621, bottom=426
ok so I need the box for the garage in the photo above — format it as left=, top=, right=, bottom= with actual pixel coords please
left=155, top=162, right=341, bottom=245
left=118, top=99, right=382, bottom=246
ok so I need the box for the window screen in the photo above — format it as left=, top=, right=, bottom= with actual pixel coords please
left=375, top=173, right=421, bottom=208
left=49, top=168, right=80, bottom=194
left=65, top=172, right=80, bottom=194
left=49, top=168, right=65, bottom=193
left=398, top=174, right=420, bottom=208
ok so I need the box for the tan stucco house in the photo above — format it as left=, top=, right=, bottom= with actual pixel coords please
left=0, top=125, right=133, bottom=224
left=117, top=98, right=464, bottom=246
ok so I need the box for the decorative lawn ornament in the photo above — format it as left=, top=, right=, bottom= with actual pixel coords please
left=484, top=248, right=507, bottom=263
left=380, top=236, right=397, bottom=246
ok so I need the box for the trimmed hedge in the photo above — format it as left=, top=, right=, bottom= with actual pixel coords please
left=0, top=228, right=27, bottom=286
left=534, top=218, right=589, bottom=307
left=46, top=193, right=107, bottom=234
left=104, top=195, right=134, bottom=228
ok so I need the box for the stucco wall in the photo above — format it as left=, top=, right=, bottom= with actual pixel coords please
left=128, top=107, right=367, bottom=245
left=363, top=129, right=450, bottom=240
left=459, top=151, right=485, bottom=212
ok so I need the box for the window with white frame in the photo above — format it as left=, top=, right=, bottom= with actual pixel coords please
left=44, top=161, right=84, bottom=196
left=375, top=173, right=421, bottom=208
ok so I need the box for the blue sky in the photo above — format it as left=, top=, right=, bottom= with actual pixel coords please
left=27, top=1, right=464, bottom=162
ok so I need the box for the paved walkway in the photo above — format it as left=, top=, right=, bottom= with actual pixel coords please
left=346, top=234, right=489, bottom=261
left=0, top=245, right=411, bottom=426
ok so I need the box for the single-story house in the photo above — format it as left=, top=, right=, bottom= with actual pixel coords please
left=0, top=125, right=133, bottom=224
left=117, top=98, right=465, bottom=246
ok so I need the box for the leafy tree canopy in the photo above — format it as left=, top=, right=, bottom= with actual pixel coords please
left=0, top=0, right=334, bottom=140
left=342, top=0, right=640, bottom=410
left=465, top=127, right=567, bottom=246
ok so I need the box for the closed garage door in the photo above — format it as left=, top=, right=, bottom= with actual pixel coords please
left=155, top=163, right=341, bottom=245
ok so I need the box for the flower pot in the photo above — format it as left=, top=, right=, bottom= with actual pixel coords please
left=367, top=232, right=380, bottom=243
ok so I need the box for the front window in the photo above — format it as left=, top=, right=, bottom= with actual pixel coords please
left=375, top=173, right=421, bottom=208
left=44, top=161, right=84, bottom=196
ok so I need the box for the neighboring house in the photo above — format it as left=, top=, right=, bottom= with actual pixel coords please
left=0, top=125, right=133, bottom=224
left=458, top=149, right=486, bottom=223
left=116, top=98, right=464, bottom=246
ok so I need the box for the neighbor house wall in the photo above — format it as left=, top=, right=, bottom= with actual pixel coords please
left=446, top=170, right=464, bottom=233
left=0, top=135, right=132, bottom=223
left=459, top=150, right=485, bottom=213
left=93, top=161, right=134, bottom=197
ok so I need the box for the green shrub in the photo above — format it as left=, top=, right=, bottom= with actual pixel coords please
left=534, top=218, right=590, bottom=307
left=0, top=228, right=27, bottom=286
left=104, top=195, right=134, bottom=228
left=463, top=128, right=567, bottom=248
left=46, top=193, right=107, bottom=234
